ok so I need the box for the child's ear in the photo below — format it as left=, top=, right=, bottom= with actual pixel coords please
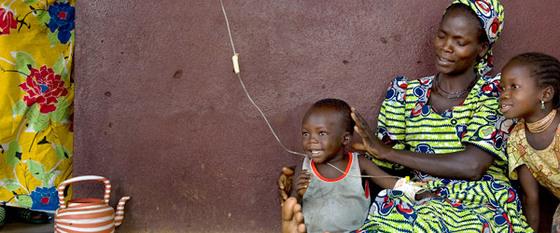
left=342, top=132, right=352, bottom=146
left=542, top=85, right=555, bottom=103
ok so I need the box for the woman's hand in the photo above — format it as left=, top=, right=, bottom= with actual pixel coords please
left=296, top=170, right=311, bottom=198
left=351, top=107, right=389, bottom=160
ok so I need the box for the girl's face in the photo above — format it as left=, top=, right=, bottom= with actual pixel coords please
left=301, top=110, right=348, bottom=164
left=499, top=62, right=541, bottom=119
left=433, top=10, right=486, bottom=76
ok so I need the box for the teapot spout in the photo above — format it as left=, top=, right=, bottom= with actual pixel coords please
left=114, top=196, right=131, bottom=227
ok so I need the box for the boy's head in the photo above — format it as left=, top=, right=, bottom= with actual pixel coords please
left=301, top=99, right=354, bottom=163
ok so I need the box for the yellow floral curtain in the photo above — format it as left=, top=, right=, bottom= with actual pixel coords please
left=0, top=0, right=74, bottom=212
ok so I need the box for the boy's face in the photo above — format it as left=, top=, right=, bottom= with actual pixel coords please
left=301, top=109, right=348, bottom=164
left=499, top=62, right=541, bottom=119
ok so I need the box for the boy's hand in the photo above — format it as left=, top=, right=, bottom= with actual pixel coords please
left=278, top=166, right=295, bottom=206
left=296, top=170, right=311, bottom=198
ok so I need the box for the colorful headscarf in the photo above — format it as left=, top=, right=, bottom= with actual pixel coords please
left=450, top=0, right=504, bottom=76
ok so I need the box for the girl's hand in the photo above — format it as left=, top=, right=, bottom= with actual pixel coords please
left=351, top=107, right=389, bottom=160
left=296, top=170, right=311, bottom=198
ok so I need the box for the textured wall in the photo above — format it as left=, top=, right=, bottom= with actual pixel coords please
left=74, top=1, right=560, bottom=232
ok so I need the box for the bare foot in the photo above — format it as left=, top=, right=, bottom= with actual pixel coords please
left=281, top=197, right=305, bottom=233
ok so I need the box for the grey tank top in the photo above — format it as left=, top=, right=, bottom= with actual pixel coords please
left=302, top=152, right=371, bottom=233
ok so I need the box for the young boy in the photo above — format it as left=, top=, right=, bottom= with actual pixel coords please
left=293, top=98, right=421, bottom=233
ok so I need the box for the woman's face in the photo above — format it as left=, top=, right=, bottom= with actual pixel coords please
left=433, top=10, right=486, bottom=76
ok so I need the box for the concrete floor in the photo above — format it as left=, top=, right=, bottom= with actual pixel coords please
left=1, top=222, right=53, bottom=233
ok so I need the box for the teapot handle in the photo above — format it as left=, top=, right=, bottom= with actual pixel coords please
left=57, top=175, right=111, bottom=209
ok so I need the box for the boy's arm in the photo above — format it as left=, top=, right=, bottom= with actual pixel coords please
left=518, top=165, right=540, bottom=231
left=357, top=154, right=399, bottom=189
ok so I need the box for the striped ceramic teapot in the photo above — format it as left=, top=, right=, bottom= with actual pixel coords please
left=54, top=175, right=131, bottom=233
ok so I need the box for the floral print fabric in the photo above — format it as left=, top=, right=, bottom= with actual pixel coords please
left=0, top=0, right=74, bottom=212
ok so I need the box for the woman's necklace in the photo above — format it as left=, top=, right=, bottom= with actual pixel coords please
left=433, top=74, right=477, bottom=99
left=526, top=109, right=557, bottom=133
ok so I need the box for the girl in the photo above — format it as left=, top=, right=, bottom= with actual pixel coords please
left=500, top=52, right=560, bottom=232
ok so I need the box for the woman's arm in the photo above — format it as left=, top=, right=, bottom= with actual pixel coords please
left=518, top=165, right=540, bottom=231
left=351, top=108, right=494, bottom=180
left=382, top=144, right=493, bottom=180
left=358, top=155, right=398, bottom=189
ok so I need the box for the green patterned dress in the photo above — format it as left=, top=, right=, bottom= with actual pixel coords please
left=357, top=75, right=532, bottom=232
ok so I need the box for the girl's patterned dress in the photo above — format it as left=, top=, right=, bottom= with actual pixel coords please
left=508, top=120, right=560, bottom=233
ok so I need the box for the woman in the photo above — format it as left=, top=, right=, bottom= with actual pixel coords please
left=282, top=0, right=533, bottom=232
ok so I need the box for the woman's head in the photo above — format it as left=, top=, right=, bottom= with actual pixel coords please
left=435, top=0, right=504, bottom=77
left=500, top=53, right=560, bottom=120
left=302, top=99, right=354, bottom=163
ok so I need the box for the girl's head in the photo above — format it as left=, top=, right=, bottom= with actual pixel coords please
left=435, top=1, right=504, bottom=77
left=301, top=99, right=354, bottom=164
left=500, top=52, right=560, bottom=120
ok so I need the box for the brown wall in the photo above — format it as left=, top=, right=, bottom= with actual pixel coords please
left=74, top=1, right=560, bottom=232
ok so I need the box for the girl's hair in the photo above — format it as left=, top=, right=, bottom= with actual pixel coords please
left=509, top=52, right=560, bottom=108
left=304, top=98, right=355, bottom=134
left=444, top=3, right=489, bottom=45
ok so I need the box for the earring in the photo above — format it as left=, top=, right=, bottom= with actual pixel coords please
left=541, top=100, right=546, bottom=110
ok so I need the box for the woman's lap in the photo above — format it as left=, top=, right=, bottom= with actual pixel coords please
left=356, top=180, right=532, bottom=232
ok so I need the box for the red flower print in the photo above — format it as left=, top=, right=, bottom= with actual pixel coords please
left=19, top=65, right=68, bottom=113
left=482, top=84, right=493, bottom=92
left=0, top=8, right=17, bottom=35
left=490, top=17, right=500, bottom=35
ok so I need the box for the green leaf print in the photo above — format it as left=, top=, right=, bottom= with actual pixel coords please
left=25, top=160, right=48, bottom=186
left=1, top=179, right=21, bottom=192
left=23, top=0, right=38, bottom=4
left=28, top=105, right=49, bottom=132
left=50, top=98, right=70, bottom=123
left=53, top=56, right=68, bottom=83
left=70, top=31, right=75, bottom=44
left=45, top=171, right=59, bottom=187
left=12, top=52, right=35, bottom=77
left=16, top=195, right=33, bottom=208
left=47, top=31, right=59, bottom=46
left=54, top=144, right=68, bottom=160
left=5, top=141, right=22, bottom=168
left=36, top=9, right=50, bottom=25
left=12, top=100, right=29, bottom=117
